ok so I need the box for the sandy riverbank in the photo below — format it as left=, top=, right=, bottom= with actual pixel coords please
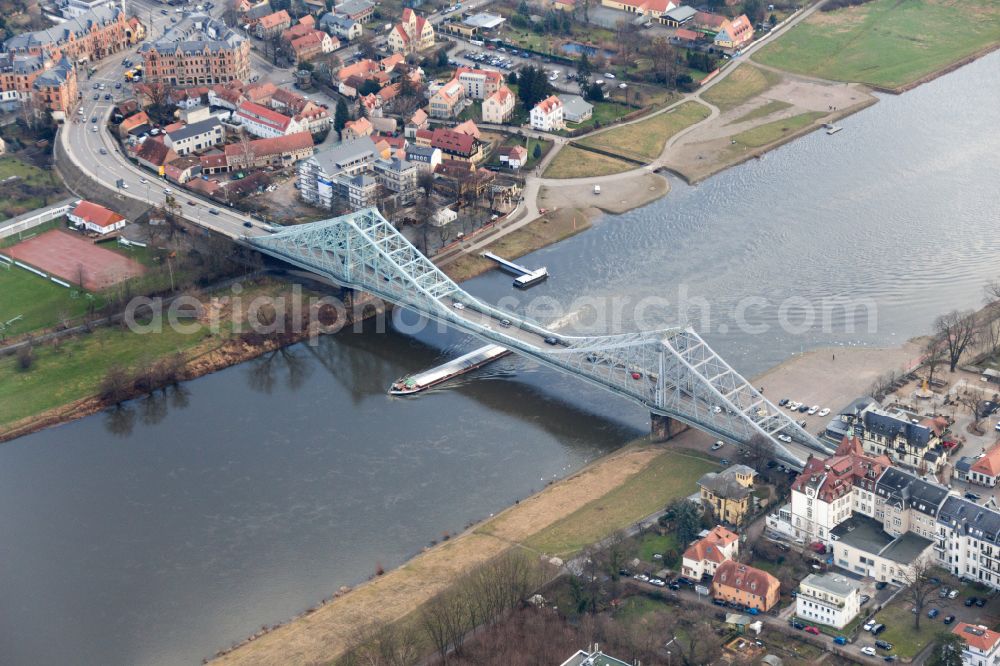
left=211, top=339, right=923, bottom=665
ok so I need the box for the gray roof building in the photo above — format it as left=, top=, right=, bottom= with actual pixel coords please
left=698, top=464, right=755, bottom=501
left=664, top=5, right=697, bottom=23
left=938, top=495, right=1000, bottom=544
left=4, top=5, right=122, bottom=53
left=333, top=0, right=374, bottom=16
left=139, top=13, right=245, bottom=56
left=310, top=137, right=379, bottom=176
left=875, top=467, right=949, bottom=517
left=558, top=94, right=593, bottom=123
left=243, top=1, right=273, bottom=20
left=320, top=12, right=359, bottom=32
left=167, top=117, right=222, bottom=143
left=800, top=572, right=860, bottom=597
left=32, top=55, right=74, bottom=88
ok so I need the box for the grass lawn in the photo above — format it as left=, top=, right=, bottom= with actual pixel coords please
left=575, top=101, right=712, bottom=163
left=730, top=99, right=793, bottom=125
left=443, top=207, right=591, bottom=282
left=562, top=100, right=633, bottom=133
left=731, top=111, right=826, bottom=148
left=542, top=145, right=635, bottom=179
left=636, top=533, right=680, bottom=568
left=752, top=0, right=1000, bottom=91
left=871, top=601, right=940, bottom=659
left=0, top=265, right=102, bottom=336
left=702, top=64, right=783, bottom=111
left=0, top=155, right=68, bottom=220
left=523, top=451, right=716, bottom=558
left=0, top=323, right=212, bottom=428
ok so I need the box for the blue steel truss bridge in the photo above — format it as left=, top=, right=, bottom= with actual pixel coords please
left=250, top=208, right=833, bottom=469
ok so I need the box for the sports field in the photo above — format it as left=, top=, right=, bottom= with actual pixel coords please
left=2, top=229, right=145, bottom=291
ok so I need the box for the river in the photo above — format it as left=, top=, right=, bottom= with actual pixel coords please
left=1, top=52, right=998, bottom=665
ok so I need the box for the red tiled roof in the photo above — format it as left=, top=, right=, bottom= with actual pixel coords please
left=954, top=623, right=1000, bottom=653
left=455, top=66, right=504, bottom=84
left=71, top=200, right=125, bottom=229
left=533, top=95, right=562, bottom=115
left=683, top=525, right=738, bottom=565
left=971, top=443, right=1000, bottom=478
left=452, top=119, right=480, bottom=139
left=487, top=86, right=513, bottom=106
left=695, top=11, right=726, bottom=28
left=135, top=138, right=177, bottom=167
left=430, top=128, right=475, bottom=155
left=237, top=100, right=293, bottom=131
left=200, top=152, right=228, bottom=169
left=258, top=9, right=291, bottom=29
left=225, top=131, right=314, bottom=160
left=674, top=28, right=700, bottom=41
left=120, top=111, right=150, bottom=133
left=712, top=560, right=779, bottom=598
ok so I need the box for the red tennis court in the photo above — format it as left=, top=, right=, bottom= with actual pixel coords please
left=2, top=229, right=145, bottom=292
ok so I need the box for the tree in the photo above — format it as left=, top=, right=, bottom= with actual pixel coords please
left=100, top=364, right=133, bottom=405
left=673, top=607, right=722, bottom=666
left=577, top=51, right=592, bottom=80
left=532, top=143, right=542, bottom=160
left=334, top=97, right=349, bottom=134
left=584, top=82, right=604, bottom=102
left=935, top=310, right=977, bottom=372
left=16, top=343, right=34, bottom=371
left=517, top=66, right=553, bottom=112
left=924, top=334, right=947, bottom=385
left=956, top=390, right=986, bottom=432
left=742, top=0, right=766, bottom=24
left=435, top=47, right=449, bottom=68
left=417, top=170, right=435, bottom=200
left=929, top=631, right=967, bottom=666
left=745, top=433, right=775, bottom=472
left=901, top=560, right=937, bottom=631
left=661, top=498, right=701, bottom=545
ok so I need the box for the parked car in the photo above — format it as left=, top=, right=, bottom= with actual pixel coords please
left=966, top=597, right=977, bottom=607
left=864, top=620, right=876, bottom=632
left=807, top=405, right=819, bottom=415
left=805, top=626, right=820, bottom=635
left=711, top=441, right=724, bottom=451
left=861, top=647, right=877, bottom=656
left=649, top=577, right=666, bottom=587
left=833, top=636, right=847, bottom=645
left=875, top=581, right=888, bottom=590
left=778, top=398, right=789, bottom=406
left=719, top=459, right=730, bottom=465
left=943, top=615, right=956, bottom=625
left=798, top=404, right=809, bottom=412
left=791, top=620, right=805, bottom=630
left=818, top=408, right=831, bottom=417
left=966, top=492, right=981, bottom=501
left=939, top=587, right=951, bottom=598
left=949, top=589, right=959, bottom=599
left=976, top=598, right=986, bottom=607
left=875, top=640, right=893, bottom=650
left=861, top=594, right=871, bottom=605
left=871, top=624, right=886, bottom=635
left=927, top=608, right=940, bottom=619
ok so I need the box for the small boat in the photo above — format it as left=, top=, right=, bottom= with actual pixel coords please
left=825, top=124, right=843, bottom=135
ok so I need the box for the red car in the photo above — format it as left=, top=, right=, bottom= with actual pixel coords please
left=805, top=626, right=820, bottom=635
left=810, top=542, right=827, bottom=554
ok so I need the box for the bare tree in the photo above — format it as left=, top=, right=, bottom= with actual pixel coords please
left=99, top=364, right=134, bottom=404
left=340, top=620, right=422, bottom=666
left=417, top=170, right=435, bottom=201
left=956, top=390, right=986, bottom=433
left=924, top=334, right=948, bottom=385
left=745, top=433, right=775, bottom=472
left=901, top=559, right=937, bottom=631
left=674, top=607, right=722, bottom=665
left=935, top=310, right=977, bottom=372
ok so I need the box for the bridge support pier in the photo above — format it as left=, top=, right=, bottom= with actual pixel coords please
left=650, top=413, right=687, bottom=442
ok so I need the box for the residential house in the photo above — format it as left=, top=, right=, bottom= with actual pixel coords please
left=966, top=443, right=1000, bottom=487
left=288, top=30, right=337, bottom=63
left=342, top=117, right=373, bottom=141
left=559, top=648, right=632, bottom=666
left=455, top=66, right=503, bottom=99
left=236, top=100, right=303, bottom=138
left=713, top=14, right=753, bottom=49
left=319, top=13, right=362, bottom=41
left=224, top=131, right=314, bottom=170
left=430, top=127, right=485, bottom=164
left=497, top=144, right=527, bottom=170
left=405, top=108, right=429, bottom=138
left=672, top=28, right=702, bottom=44
left=482, top=85, right=515, bottom=124
left=338, top=173, right=378, bottom=209
left=600, top=0, right=675, bottom=20
left=135, top=138, right=179, bottom=174
left=558, top=94, right=593, bottom=123
left=163, top=156, right=202, bottom=184
left=118, top=111, right=150, bottom=139
left=453, top=119, right=481, bottom=139
left=164, top=117, right=224, bottom=156
left=255, top=10, right=292, bottom=39
left=530, top=95, right=564, bottom=131
left=333, top=0, right=375, bottom=22
left=68, top=200, right=126, bottom=234
left=698, top=464, right=757, bottom=525
left=796, top=573, right=861, bottom=630
left=428, top=78, right=464, bottom=118
left=952, top=623, right=1000, bottom=666
left=387, top=8, right=434, bottom=54
left=681, top=525, right=739, bottom=580
left=711, top=560, right=780, bottom=612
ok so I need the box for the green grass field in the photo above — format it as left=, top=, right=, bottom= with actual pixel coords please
left=731, top=111, right=826, bottom=148
left=0, top=156, right=68, bottom=220
left=523, top=451, right=716, bottom=557
left=753, top=0, right=1000, bottom=91
left=870, top=601, right=941, bottom=659
left=0, top=323, right=211, bottom=428
left=0, top=266, right=101, bottom=336
left=542, top=145, right=635, bottom=179
left=575, top=101, right=712, bottom=163
left=702, top=64, right=783, bottom=112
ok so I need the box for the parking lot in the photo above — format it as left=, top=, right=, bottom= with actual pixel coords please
left=450, top=43, right=584, bottom=95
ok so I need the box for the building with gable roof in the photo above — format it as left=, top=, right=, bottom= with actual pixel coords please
left=845, top=402, right=950, bottom=473
left=3, top=5, right=132, bottom=62
left=68, top=200, right=127, bottom=234
left=952, top=623, right=1000, bottom=666
left=964, top=442, right=1000, bottom=487
left=236, top=100, right=303, bottom=138
left=430, top=127, right=485, bottom=164
left=530, top=95, right=564, bottom=131
left=681, top=525, right=739, bottom=580
left=601, top=0, right=675, bottom=19
left=319, top=13, right=362, bottom=41
left=714, top=14, right=754, bottom=48
left=482, top=85, right=515, bottom=123
left=334, top=0, right=375, bottom=22
left=164, top=117, right=224, bottom=155
left=454, top=66, right=504, bottom=100
left=711, top=560, right=780, bottom=611
left=387, top=8, right=434, bottom=54
left=428, top=78, right=465, bottom=118
left=255, top=10, right=292, bottom=39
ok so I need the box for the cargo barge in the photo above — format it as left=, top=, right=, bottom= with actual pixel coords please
left=389, top=344, right=511, bottom=395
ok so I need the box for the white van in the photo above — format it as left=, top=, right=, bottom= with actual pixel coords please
left=593, top=185, right=601, bottom=195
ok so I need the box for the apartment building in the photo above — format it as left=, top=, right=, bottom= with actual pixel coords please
left=796, top=573, right=861, bottom=630
left=255, top=10, right=291, bottom=39
left=845, top=402, right=951, bottom=474
left=3, top=5, right=132, bottom=62
left=428, top=78, right=464, bottom=119
left=373, top=157, right=418, bottom=202
left=319, top=13, right=362, bottom=41
left=952, top=623, right=1000, bottom=666
left=236, top=100, right=303, bottom=138
left=698, top=464, right=757, bottom=526
left=297, top=137, right=380, bottom=209
left=455, top=66, right=503, bottom=100
left=139, top=13, right=250, bottom=86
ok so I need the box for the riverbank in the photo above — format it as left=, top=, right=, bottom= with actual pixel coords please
left=211, top=339, right=921, bottom=665
left=0, top=278, right=385, bottom=443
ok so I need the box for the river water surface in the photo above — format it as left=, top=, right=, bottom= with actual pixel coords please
left=1, top=52, right=998, bottom=665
